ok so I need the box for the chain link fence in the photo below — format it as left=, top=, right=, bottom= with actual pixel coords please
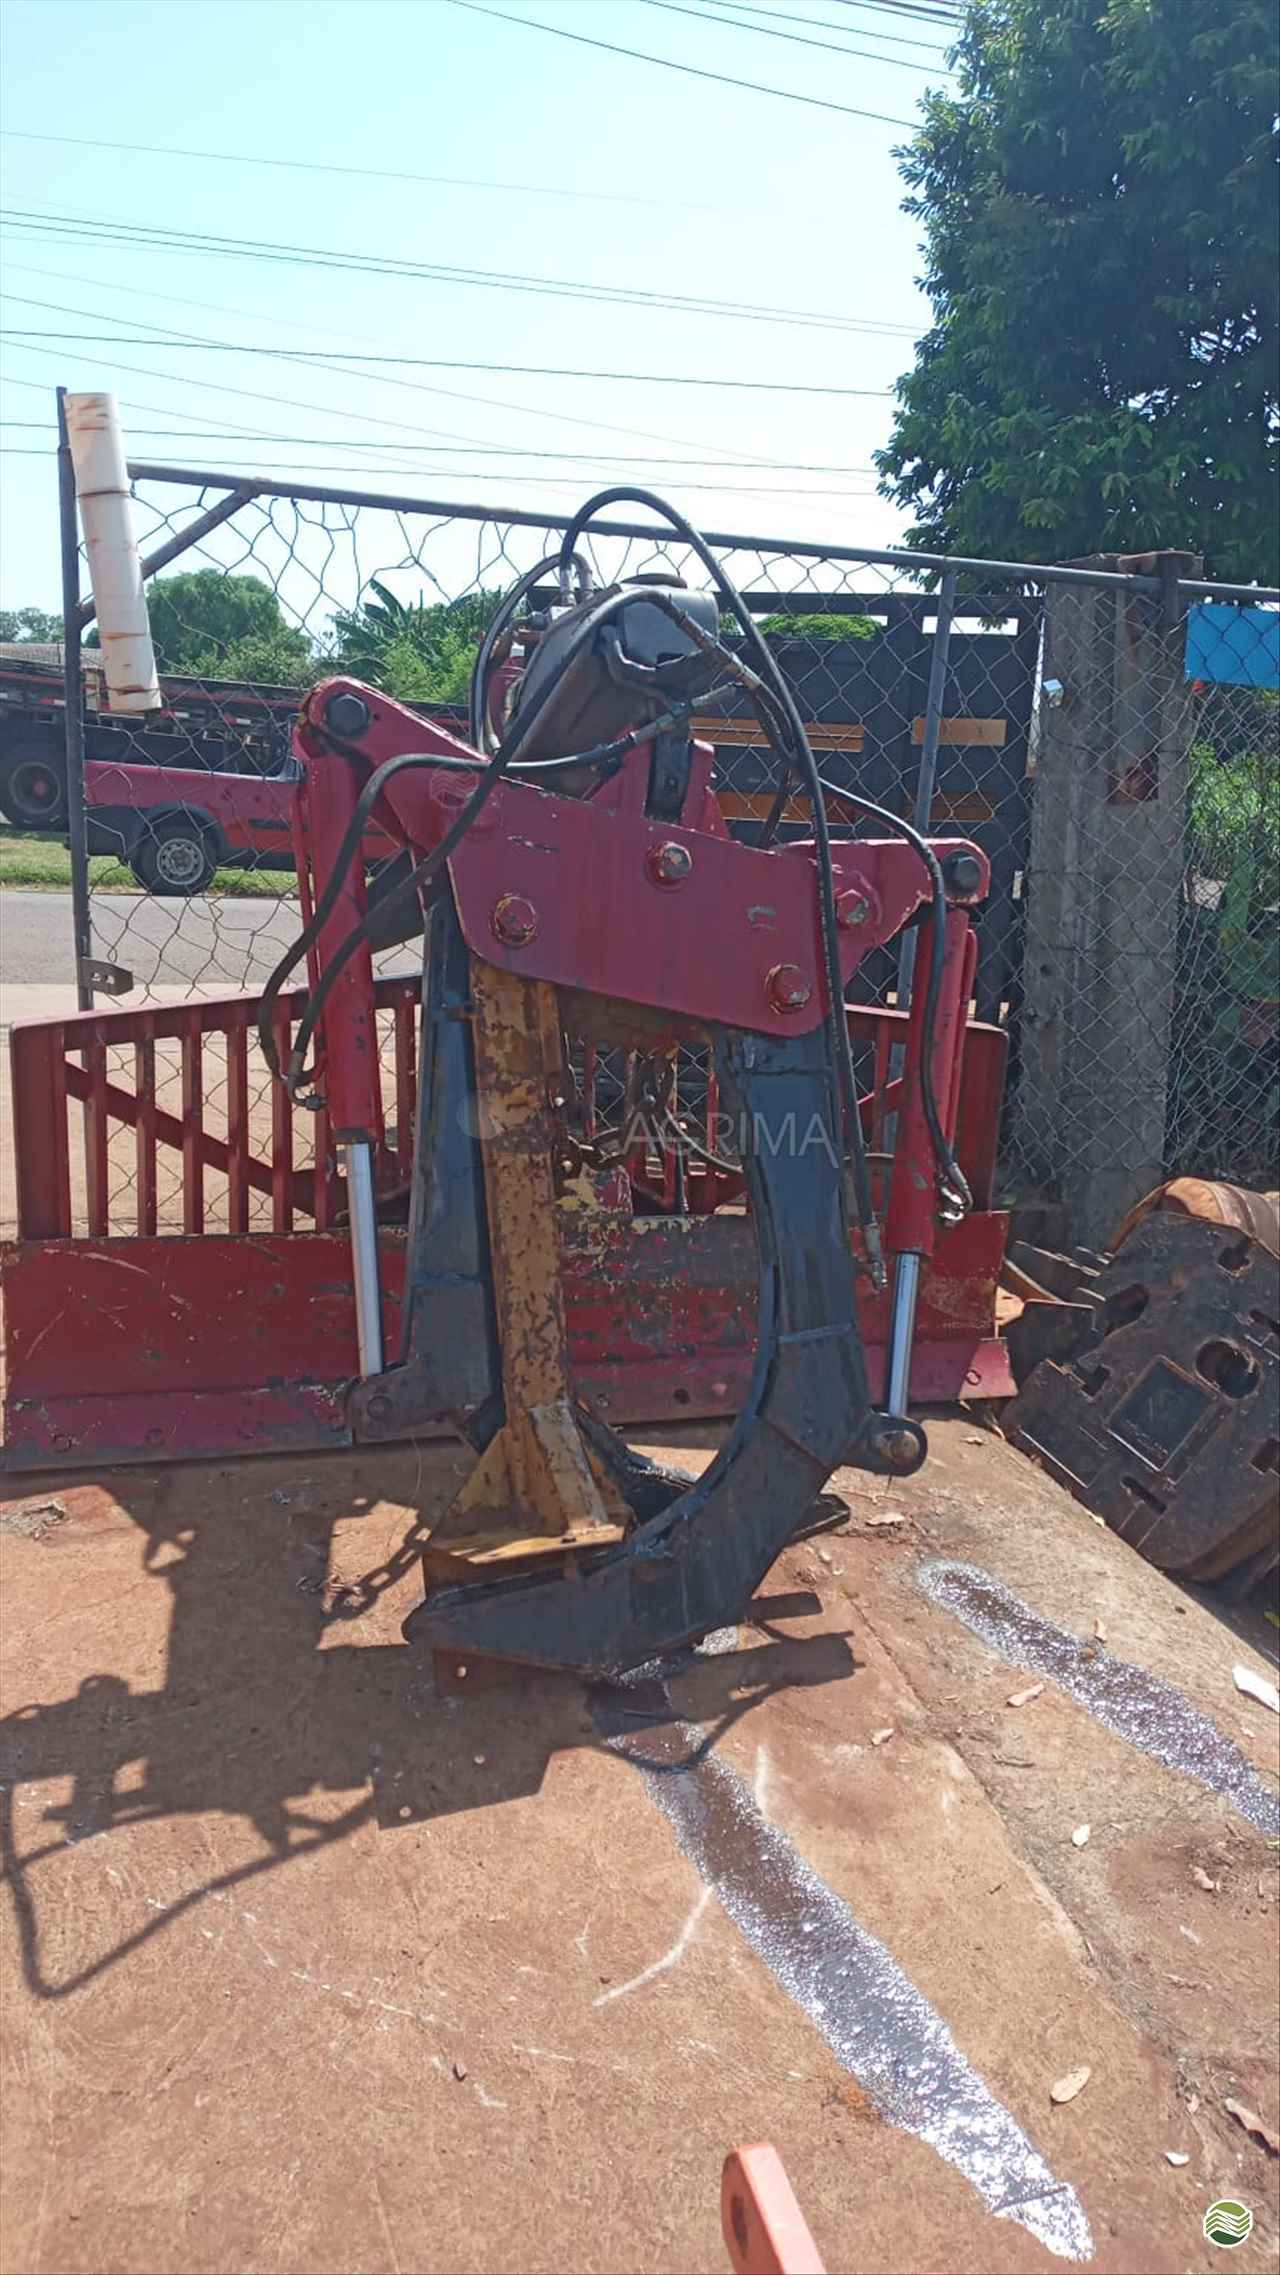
left=41, top=461, right=1278, bottom=1245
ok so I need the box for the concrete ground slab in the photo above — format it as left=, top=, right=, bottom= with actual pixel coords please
left=1, top=1419, right=1277, bottom=2274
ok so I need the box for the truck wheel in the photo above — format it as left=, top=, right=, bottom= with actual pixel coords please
left=0, top=754, right=69, bottom=831
left=129, top=817, right=219, bottom=896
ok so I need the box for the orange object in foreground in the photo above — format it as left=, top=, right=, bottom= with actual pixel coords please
left=721, top=2146, right=827, bottom=2275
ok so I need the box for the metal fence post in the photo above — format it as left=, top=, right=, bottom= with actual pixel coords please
left=895, top=568, right=957, bottom=1012
left=1014, top=548, right=1201, bottom=1247
left=883, top=569, right=957, bottom=1411
left=56, top=387, right=95, bottom=1012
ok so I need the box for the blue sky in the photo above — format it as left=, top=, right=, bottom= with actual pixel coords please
left=0, top=0, right=955, bottom=612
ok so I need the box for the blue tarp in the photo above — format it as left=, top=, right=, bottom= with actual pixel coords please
left=1184, top=602, right=1279, bottom=689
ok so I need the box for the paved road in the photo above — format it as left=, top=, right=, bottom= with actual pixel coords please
left=0, top=892, right=419, bottom=1233
left=1, top=888, right=416, bottom=1015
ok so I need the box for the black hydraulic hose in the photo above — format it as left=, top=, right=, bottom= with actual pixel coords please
left=468, top=546, right=592, bottom=750
left=257, top=646, right=587, bottom=1098
left=611, top=567, right=967, bottom=1216
left=816, top=776, right=972, bottom=1219
left=259, top=492, right=968, bottom=1231
left=556, top=487, right=878, bottom=1255
left=257, top=743, right=477, bottom=1083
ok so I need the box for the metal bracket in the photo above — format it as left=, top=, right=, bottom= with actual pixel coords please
left=80, top=958, right=134, bottom=998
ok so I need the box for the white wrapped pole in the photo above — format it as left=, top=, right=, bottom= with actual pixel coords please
left=65, top=392, right=161, bottom=713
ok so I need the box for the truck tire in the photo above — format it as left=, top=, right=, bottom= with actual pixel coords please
left=0, top=751, right=69, bottom=831
left=129, top=815, right=219, bottom=896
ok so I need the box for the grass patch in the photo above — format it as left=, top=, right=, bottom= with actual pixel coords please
left=0, top=826, right=294, bottom=898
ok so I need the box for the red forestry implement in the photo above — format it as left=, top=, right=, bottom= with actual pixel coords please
left=2, top=487, right=1014, bottom=1675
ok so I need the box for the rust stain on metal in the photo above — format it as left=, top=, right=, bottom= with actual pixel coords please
left=425, top=963, right=630, bottom=1574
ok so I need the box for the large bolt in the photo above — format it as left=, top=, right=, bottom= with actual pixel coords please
left=492, top=893, right=539, bottom=947
left=942, top=851, right=984, bottom=900
left=836, top=887, right=871, bottom=929
left=647, top=840, right=694, bottom=887
left=323, top=690, right=371, bottom=738
left=767, top=962, right=812, bottom=1013
left=871, top=1419, right=924, bottom=1473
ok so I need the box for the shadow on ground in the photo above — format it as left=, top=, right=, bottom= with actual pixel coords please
left=0, top=1449, right=859, bottom=2002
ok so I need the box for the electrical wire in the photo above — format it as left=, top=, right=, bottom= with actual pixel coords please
left=0, top=127, right=735, bottom=215
left=638, top=0, right=953, bottom=72
left=0, top=208, right=920, bottom=338
left=698, top=0, right=952, bottom=58
left=831, top=0, right=961, bottom=24
left=1, top=285, right=837, bottom=473
left=0, top=406, right=879, bottom=476
left=0, top=336, right=896, bottom=398
left=0, top=443, right=877, bottom=501
left=441, top=0, right=915, bottom=123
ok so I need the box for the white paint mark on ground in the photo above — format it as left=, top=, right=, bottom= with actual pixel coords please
left=593, top=1883, right=713, bottom=2008
left=595, top=1697, right=1093, bottom=2263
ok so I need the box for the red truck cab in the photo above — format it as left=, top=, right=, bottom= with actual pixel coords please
left=83, top=756, right=397, bottom=894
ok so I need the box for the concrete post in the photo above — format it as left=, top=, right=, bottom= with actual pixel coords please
left=1016, top=550, right=1200, bottom=1248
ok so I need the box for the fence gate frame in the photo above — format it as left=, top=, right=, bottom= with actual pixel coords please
left=54, top=422, right=1280, bottom=1240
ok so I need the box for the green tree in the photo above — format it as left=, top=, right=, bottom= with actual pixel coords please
left=0, top=606, right=63, bottom=643
left=760, top=613, right=877, bottom=642
left=329, top=582, right=501, bottom=703
left=98, top=569, right=315, bottom=683
left=877, top=0, right=1278, bottom=581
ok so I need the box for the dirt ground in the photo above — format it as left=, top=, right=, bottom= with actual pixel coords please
left=1, top=1416, right=1277, bottom=2275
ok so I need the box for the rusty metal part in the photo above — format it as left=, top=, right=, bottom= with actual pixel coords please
left=491, top=892, right=540, bottom=949
left=403, top=1017, right=878, bottom=1675
left=1006, top=1212, right=1279, bottom=1584
left=647, top=839, right=694, bottom=887
left=765, top=964, right=812, bottom=1013
left=1109, top=1179, right=1280, bottom=1260
left=422, top=960, right=630, bottom=1578
left=0, top=1209, right=1011, bottom=1475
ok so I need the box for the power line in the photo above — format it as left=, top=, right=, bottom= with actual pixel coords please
left=637, top=0, right=951, bottom=72
left=0, top=205, right=919, bottom=337
left=0, top=412, right=877, bottom=476
left=1, top=284, right=865, bottom=470
left=700, top=0, right=951, bottom=57
left=0, top=368, right=319, bottom=447
left=0, top=329, right=894, bottom=398
left=0, top=128, right=730, bottom=215
left=441, top=0, right=915, bottom=125
left=0, top=445, right=875, bottom=501
left=830, top=0, right=963, bottom=24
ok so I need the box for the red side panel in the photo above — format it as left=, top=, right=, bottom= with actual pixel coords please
left=0, top=1211, right=1010, bottom=1473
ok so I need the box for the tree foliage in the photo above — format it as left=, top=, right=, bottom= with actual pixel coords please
left=103, top=569, right=316, bottom=683
left=760, top=612, right=877, bottom=642
left=878, top=0, right=1278, bottom=580
left=329, top=583, right=501, bottom=704
left=0, top=607, right=63, bottom=643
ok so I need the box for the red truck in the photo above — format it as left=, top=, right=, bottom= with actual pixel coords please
left=82, top=757, right=398, bottom=893
left=0, top=643, right=310, bottom=830
left=0, top=645, right=447, bottom=892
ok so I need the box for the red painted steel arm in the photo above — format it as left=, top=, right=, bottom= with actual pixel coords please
left=884, top=906, right=974, bottom=1258
left=290, top=681, right=489, bottom=1135
left=290, top=679, right=990, bottom=1152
